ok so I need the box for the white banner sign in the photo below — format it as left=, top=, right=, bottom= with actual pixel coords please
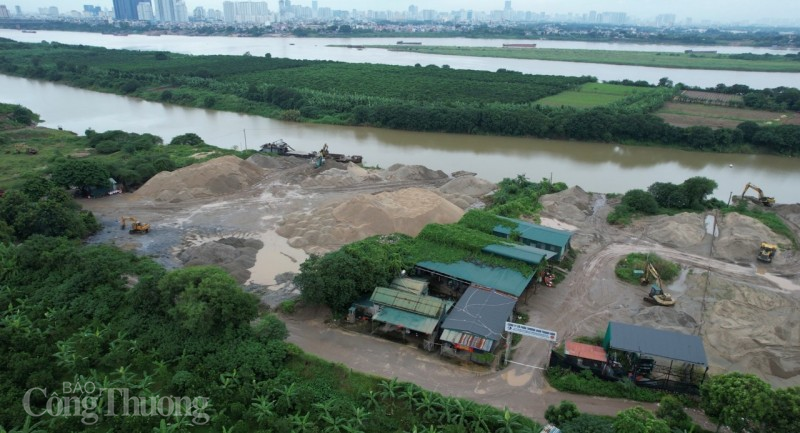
left=505, top=322, right=557, bottom=342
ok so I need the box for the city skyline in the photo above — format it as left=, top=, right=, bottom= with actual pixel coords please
left=11, top=0, right=800, bottom=24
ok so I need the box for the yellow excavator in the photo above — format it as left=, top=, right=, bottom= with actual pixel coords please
left=120, top=216, right=150, bottom=234
left=639, top=263, right=676, bottom=307
left=757, top=242, right=777, bottom=263
left=742, top=182, right=776, bottom=207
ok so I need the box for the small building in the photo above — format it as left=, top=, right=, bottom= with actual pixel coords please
left=439, top=285, right=517, bottom=353
left=491, top=216, right=572, bottom=260
left=415, top=260, right=534, bottom=299
left=389, top=276, right=429, bottom=295
left=369, top=286, right=450, bottom=349
left=603, top=321, right=708, bottom=394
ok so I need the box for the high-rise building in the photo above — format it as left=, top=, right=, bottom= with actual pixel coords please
left=175, top=0, right=188, bottom=22
left=14, top=5, right=21, bottom=15
left=137, top=1, right=154, bottom=20
left=113, top=0, right=140, bottom=20
left=193, top=6, right=205, bottom=20
left=153, top=0, right=176, bottom=22
left=223, top=1, right=270, bottom=24
left=0, top=5, right=10, bottom=18
left=311, top=0, right=317, bottom=18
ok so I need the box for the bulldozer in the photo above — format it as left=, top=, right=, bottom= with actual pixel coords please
left=741, top=182, right=776, bottom=207
left=120, top=216, right=150, bottom=234
left=757, top=242, right=777, bottom=263
left=639, top=263, right=676, bottom=307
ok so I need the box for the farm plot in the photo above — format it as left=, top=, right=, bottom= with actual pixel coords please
left=677, top=90, right=744, bottom=105
left=535, top=83, right=660, bottom=108
left=655, top=102, right=800, bottom=129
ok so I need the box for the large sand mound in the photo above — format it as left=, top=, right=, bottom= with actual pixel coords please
left=437, top=175, right=496, bottom=210
left=646, top=213, right=707, bottom=249
left=383, top=164, right=449, bottom=181
left=277, top=187, right=464, bottom=254
left=540, top=186, right=593, bottom=226
left=714, top=213, right=790, bottom=263
left=134, top=155, right=264, bottom=203
left=695, top=274, right=800, bottom=385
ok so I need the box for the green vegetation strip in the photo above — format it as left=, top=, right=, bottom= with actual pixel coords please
left=615, top=252, right=681, bottom=286
left=373, top=45, right=800, bottom=72
left=545, top=367, right=664, bottom=402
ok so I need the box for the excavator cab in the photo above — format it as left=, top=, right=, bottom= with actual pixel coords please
left=757, top=242, right=777, bottom=263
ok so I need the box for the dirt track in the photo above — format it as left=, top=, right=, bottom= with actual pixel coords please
left=80, top=155, right=800, bottom=422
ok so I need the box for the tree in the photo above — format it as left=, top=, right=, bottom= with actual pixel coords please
left=764, top=387, right=800, bottom=433
left=544, top=400, right=580, bottom=427
left=169, top=132, right=205, bottom=146
left=157, top=266, right=259, bottom=334
left=50, top=159, right=110, bottom=194
left=700, top=372, right=773, bottom=433
left=613, top=407, right=670, bottom=433
left=655, top=395, right=692, bottom=432
left=621, top=189, right=659, bottom=214
left=680, top=176, right=717, bottom=209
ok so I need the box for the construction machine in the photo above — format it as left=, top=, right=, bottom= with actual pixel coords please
left=120, top=216, right=150, bottom=234
left=757, top=242, right=777, bottom=263
left=741, top=182, right=775, bottom=207
left=639, top=263, right=676, bottom=307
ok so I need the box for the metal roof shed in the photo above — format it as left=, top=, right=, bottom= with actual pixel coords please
left=603, top=322, right=707, bottom=366
left=416, top=261, right=533, bottom=298
left=440, top=285, right=517, bottom=351
left=482, top=244, right=557, bottom=265
left=492, top=217, right=572, bottom=259
left=370, top=286, right=446, bottom=318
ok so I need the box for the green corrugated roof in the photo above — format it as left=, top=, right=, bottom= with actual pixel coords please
left=493, top=217, right=572, bottom=249
left=390, top=277, right=429, bottom=295
left=416, top=261, right=532, bottom=298
left=370, top=287, right=445, bottom=317
left=482, top=244, right=556, bottom=265
left=373, top=307, right=440, bottom=334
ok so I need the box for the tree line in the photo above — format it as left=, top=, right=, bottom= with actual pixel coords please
left=2, top=39, right=798, bottom=156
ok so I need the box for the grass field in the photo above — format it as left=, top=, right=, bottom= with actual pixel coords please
left=655, top=102, right=800, bottom=128
left=372, top=46, right=800, bottom=72
left=535, top=83, right=661, bottom=108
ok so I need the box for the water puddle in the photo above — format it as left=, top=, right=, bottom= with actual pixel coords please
left=247, top=230, right=308, bottom=286
left=704, top=214, right=719, bottom=237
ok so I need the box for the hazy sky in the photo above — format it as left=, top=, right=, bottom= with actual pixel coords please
left=16, top=0, right=800, bottom=23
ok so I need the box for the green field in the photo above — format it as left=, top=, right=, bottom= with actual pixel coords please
left=371, top=46, right=800, bottom=72
left=536, top=83, right=662, bottom=108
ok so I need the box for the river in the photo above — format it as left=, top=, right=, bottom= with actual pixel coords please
left=2, top=74, right=798, bottom=203
left=1, top=29, right=799, bottom=88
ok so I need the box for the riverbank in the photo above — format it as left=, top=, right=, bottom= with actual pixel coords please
left=366, top=45, right=800, bottom=72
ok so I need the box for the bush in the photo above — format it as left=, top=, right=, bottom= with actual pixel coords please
left=621, top=189, right=659, bottom=214
left=545, top=368, right=663, bottom=402
left=655, top=395, right=693, bottom=431
left=615, top=252, right=680, bottom=285
left=279, top=299, right=296, bottom=314
left=545, top=400, right=580, bottom=427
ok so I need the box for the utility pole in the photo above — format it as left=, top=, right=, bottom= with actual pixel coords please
left=243, top=129, right=248, bottom=150
left=727, top=191, right=732, bottom=206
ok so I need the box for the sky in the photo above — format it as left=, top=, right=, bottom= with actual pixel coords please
left=15, top=0, right=800, bottom=24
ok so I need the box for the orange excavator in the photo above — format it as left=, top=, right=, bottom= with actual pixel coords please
left=120, top=216, right=150, bottom=234
left=639, top=263, right=676, bottom=307
left=741, top=182, right=775, bottom=207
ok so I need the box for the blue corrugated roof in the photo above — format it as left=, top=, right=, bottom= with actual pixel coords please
left=493, top=216, right=572, bottom=249
left=416, top=260, right=533, bottom=298
left=605, top=322, right=707, bottom=366
left=482, top=244, right=556, bottom=265
left=441, top=285, right=516, bottom=343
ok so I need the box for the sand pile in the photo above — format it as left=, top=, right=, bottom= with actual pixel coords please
left=540, top=186, right=593, bottom=226
left=277, top=187, right=464, bottom=254
left=714, top=213, right=790, bottom=263
left=177, top=237, right=264, bottom=284
left=695, top=274, right=800, bottom=386
left=134, top=156, right=264, bottom=203
left=300, top=163, right=378, bottom=188
left=382, top=164, right=449, bottom=181
left=645, top=213, right=707, bottom=249
left=437, top=175, right=496, bottom=209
